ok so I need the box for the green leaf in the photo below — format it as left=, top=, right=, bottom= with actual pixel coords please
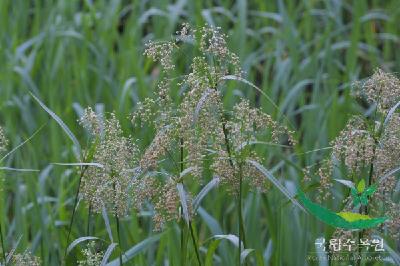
left=106, top=234, right=162, bottom=266
left=100, top=243, right=118, bottom=266
left=66, top=236, right=100, bottom=254
left=357, top=179, right=366, bottom=193
left=247, top=160, right=306, bottom=212
left=29, top=92, right=81, bottom=159
left=205, top=239, right=221, bottom=266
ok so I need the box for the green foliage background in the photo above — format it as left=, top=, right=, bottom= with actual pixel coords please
left=0, top=0, right=399, bottom=265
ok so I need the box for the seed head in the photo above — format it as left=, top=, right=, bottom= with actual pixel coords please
left=79, top=107, right=102, bottom=135
left=144, top=41, right=176, bottom=71
left=375, top=113, right=400, bottom=176
left=12, top=252, right=41, bottom=266
left=153, top=180, right=181, bottom=231
left=358, top=68, right=400, bottom=113
left=139, top=125, right=175, bottom=172
left=80, top=111, right=138, bottom=217
left=78, top=241, right=104, bottom=266
left=332, top=116, right=375, bottom=173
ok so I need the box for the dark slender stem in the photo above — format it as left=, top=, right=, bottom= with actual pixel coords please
left=189, top=221, right=202, bottom=266
left=238, top=164, right=246, bottom=266
left=180, top=138, right=186, bottom=266
left=0, top=223, right=6, bottom=265
left=219, top=112, right=247, bottom=265
left=64, top=165, right=88, bottom=259
left=180, top=220, right=185, bottom=266
left=87, top=204, right=92, bottom=236
left=357, top=107, right=382, bottom=266
left=115, top=214, right=123, bottom=266
left=180, top=138, right=184, bottom=173
left=179, top=138, right=201, bottom=265
left=222, top=122, right=234, bottom=168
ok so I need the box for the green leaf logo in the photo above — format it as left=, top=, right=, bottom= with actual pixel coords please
left=298, top=189, right=387, bottom=230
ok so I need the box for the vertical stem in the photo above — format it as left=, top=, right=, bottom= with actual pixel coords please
left=238, top=176, right=242, bottom=266
left=180, top=221, right=186, bottom=266
left=189, top=221, right=202, bottom=266
left=357, top=108, right=381, bottom=266
left=87, top=204, right=92, bottom=236
left=179, top=138, right=202, bottom=265
left=238, top=164, right=246, bottom=266
left=220, top=118, right=247, bottom=265
left=0, top=223, right=6, bottom=265
left=179, top=138, right=187, bottom=266
left=64, top=166, right=86, bottom=259
left=115, top=214, right=123, bottom=266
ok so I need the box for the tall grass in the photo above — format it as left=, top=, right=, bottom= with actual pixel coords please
left=0, top=0, right=399, bottom=265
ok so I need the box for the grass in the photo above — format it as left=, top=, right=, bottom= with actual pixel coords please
left=0, top=0, right=400, bottom=265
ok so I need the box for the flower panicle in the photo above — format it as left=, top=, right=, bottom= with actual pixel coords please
left=80, top=109, right=138, bottom=217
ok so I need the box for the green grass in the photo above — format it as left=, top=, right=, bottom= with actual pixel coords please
left=0, top=0, right=399, bottom=265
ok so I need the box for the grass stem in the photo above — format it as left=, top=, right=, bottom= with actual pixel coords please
left=115, top=214, right=123, bottom=266
left=0, top=223, right=6, bottom=266
left=189, top=221, right=202, bottom=266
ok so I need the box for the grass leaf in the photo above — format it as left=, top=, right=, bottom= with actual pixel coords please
left=102, top=206, right=114, bottom=243
left=100, top=243, right=118, bottom=266
left=176, top=183, right=190, bottom=224
left=205, top=239, right=221, bottom=266
left=106, top=234, right=162, bottom=266
left=66, top=236, right=99, bottom=254
left=193, top=177, right=220, bottom=211
left=247, top=159, right=305, bottom=212
left=29, top=92, right=81, bottom=159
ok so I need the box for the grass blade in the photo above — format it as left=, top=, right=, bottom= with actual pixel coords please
left=205, top=239, right=221, bottom=266
left=193, top=177, right=219, bottom=211
left=52, top=162, right=104, bottom=168
left=0, top=167, right=39, bottom=172
left=0, top=123, right=46, bottom=163
left=100, top=243, right=118, bottom=266
left=29, top=92, right=81, bottom=158
left=102, top=206, right=114, bottom=243
left=247, top=159, right=305, bottom=212
left=240, top=249, right=254, bottom=264
left=176, top=183, right=190, bottom=224
left=106, top=234, right=162, bottom=266
left=66, top=236, right=99, bottom=254
left=334, top=179, right=356, bottom=189
left=212, top=234, right=243, bottom=249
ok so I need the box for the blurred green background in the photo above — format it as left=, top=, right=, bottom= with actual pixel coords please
left=0, top=0, right=399, bottom=265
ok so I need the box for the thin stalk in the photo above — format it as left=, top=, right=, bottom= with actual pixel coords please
left=238, top=164, right=246, bottom=266
left=87, top=204, right=92, bottom=236
left=180, top=220, right=187, bottom=266
left=115, top=214, right=123, bottom=266
left=64, top=165, right=88, bottom=259
left=0, top=223, right=6, bottom=266
left=179, top=138, right=202, bottom=266
left=357, top=108, right=382, bottom=266
left=189, top=221, right=202, bottom=266
left=219, top=111, right=247, bottom=264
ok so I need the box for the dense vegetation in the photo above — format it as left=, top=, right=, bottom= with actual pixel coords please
left=0, top=1, right=399, bottom=265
